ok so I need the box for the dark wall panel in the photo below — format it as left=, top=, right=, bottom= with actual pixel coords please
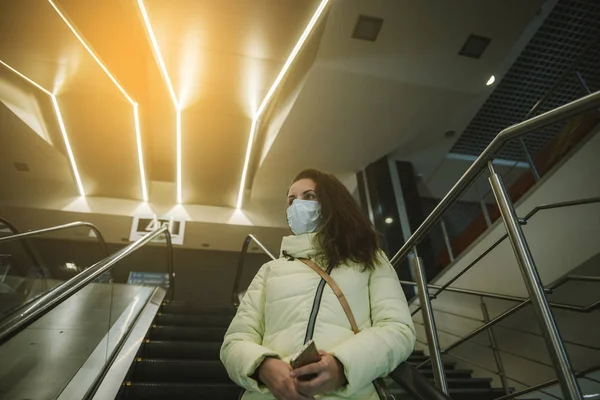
left=7, top=238, right=271, bottom=306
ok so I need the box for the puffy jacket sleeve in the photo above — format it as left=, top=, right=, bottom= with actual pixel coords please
left=220, top=264, right=279, bottom=393
left=329, top=252, right=416, bottom=396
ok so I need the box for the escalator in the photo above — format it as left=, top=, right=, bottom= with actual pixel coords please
left=0, top=220, right=454, bottom=400
left=115, top=298, right=514, bottom=400
left=117, top=301, right=240, bottom=399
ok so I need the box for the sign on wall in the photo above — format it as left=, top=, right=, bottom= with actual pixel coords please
left=129, top=214, right=186, bottom=245
left=128, top=271, right=170, bottom=287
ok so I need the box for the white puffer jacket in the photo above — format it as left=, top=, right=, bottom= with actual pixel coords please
left=220, top=233, right=415, bottom=399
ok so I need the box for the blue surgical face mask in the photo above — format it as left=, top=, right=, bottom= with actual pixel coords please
left=287, top=199, right=321, bottom=235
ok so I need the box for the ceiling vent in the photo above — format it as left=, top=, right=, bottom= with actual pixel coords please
left=459, top=34, right=491, bottom=59
left=352, top=15, right=384, bottom=42
left=14, top=162, right=29, bottom=172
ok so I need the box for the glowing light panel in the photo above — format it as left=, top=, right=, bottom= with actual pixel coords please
left=236, top=0, right=330, bottom=209
left=48, top=0, right=148, bottom=201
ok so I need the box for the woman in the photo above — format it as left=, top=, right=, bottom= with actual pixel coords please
left=221, top=169, right=415, bottom=400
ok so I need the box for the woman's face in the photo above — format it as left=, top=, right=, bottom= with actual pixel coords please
left=287, top=178, right=317, bottom=206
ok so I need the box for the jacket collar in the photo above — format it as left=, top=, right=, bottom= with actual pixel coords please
left=280, top=233, right=318, bottom=259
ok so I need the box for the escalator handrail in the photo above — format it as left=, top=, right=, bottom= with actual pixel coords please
left=0, top=226, right=172, bottom=345
left=390, top=89, right=600, bottom=266
left=0, top=216, right=44, bottom=276
left=233, top=234, right=276, bottom=306
left=389, top=362, right=451, bottom=399
left=0, top=221, right=110, bottom=258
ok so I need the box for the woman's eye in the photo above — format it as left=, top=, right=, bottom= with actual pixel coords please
left=305, top=193, right=316, bottom=200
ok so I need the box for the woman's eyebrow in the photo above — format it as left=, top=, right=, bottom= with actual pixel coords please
left=302, top=190, right=316, bottom=195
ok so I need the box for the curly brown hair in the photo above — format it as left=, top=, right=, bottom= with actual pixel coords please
left=292, top=169, right=380, bottom=270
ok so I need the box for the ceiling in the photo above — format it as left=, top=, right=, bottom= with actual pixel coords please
left=0, top=0, right=551, bottom=233
left=452, top=0, right=600, bottom=161
left=251, top=0, right=549, bottom=207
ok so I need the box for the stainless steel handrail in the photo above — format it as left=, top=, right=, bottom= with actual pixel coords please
left=400, top=197, right=600, bottom=315
left=390, top=90, right=600, bottom=266
left=233, top=234, right=276, bottom=307
left=0, top=226, right=173, bottom=344
left=401, top=275, right=600, bottom=314
left=0, top=221, right=110, bottom=258
left=494, top=364, right=600, bottom=400
left=394, top=91, right=600, bottom=399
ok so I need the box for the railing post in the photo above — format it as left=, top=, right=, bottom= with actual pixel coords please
left=412, top=246, right=449, bottom=395
left=440, top=220, right=454, bottom=263
left=480, top=297, right=510, bottom=396
left=487, top=162, right=582, bottom=400
left=519, top=138, right=540, bottom=181
left=475, top=182, right=492, bottom=227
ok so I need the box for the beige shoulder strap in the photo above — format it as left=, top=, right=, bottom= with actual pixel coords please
left=299, top=258, right=359, bottom=334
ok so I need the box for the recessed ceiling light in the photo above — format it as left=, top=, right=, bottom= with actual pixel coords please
left=444, top=130, right=456, bottom=138
left=486, top=75, right=496, bottom=86
left=385, top=217, right=394, bottom=224
left=459, top=34, right=491, bottom=59
left=352, top=15, right=384, bottom=42
left=14, top=162, right=30, bottom=172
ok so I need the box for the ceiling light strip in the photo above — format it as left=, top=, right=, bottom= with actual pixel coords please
left=136, top=0, right=178, bottom=108
left=51, top=95, right=85, bottom=196
left=133, top=105, right=148, bottom=202
left=0, top=60, right=52, bottom=96
left=176, top=110, right=182, bottom=203
left=47, top=0, right=134, bottom=105
left=47, top=0, right=148, bottom=201
left=0, top=60, right=85, bottom=196
left=236, top=0, right=330, bottom=209
left=137, top=0, right=182, bottom=203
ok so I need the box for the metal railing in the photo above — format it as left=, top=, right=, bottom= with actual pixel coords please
left=0, top=221, right=110, bottom=258
left=436, top=69, right=598, bottom=272
left=232, top=234, right=276, bottom=307
left=389, top=90, right=600, bottom=399
left=0, top=225, right=173, bottom=344
left=403, top=197, right=600, bottom=318
left=0, top=216, right=44, bottom=286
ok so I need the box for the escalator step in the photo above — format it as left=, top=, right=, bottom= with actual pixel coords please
left=389, top=387, right=509, bottom=400
left=410, top=361, right=457, bottom=370
left=161, top=303, right=237, bottom=316
left=419, top=369, right=474, bottom=378
left=148, top=326, right=226, bottom=341
left=445, top=377, right=492, bottom=389
left=131, top=359, right=231, bottom=383
left=141, top=341, right=221, bottom=360
left=155, top=313, right=233, bottom=328
left=119, top=382, right=241, bottom=400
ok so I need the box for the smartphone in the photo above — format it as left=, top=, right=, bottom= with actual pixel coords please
left=290, top=340, right=321, bottom=381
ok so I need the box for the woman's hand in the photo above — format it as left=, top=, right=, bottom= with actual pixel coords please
left=258, top=357, right=315, bottom=400
left=291, top=351, right=347, bottom=396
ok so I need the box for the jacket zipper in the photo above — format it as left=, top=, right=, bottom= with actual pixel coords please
left=303, top=263, right=334, bottom=344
